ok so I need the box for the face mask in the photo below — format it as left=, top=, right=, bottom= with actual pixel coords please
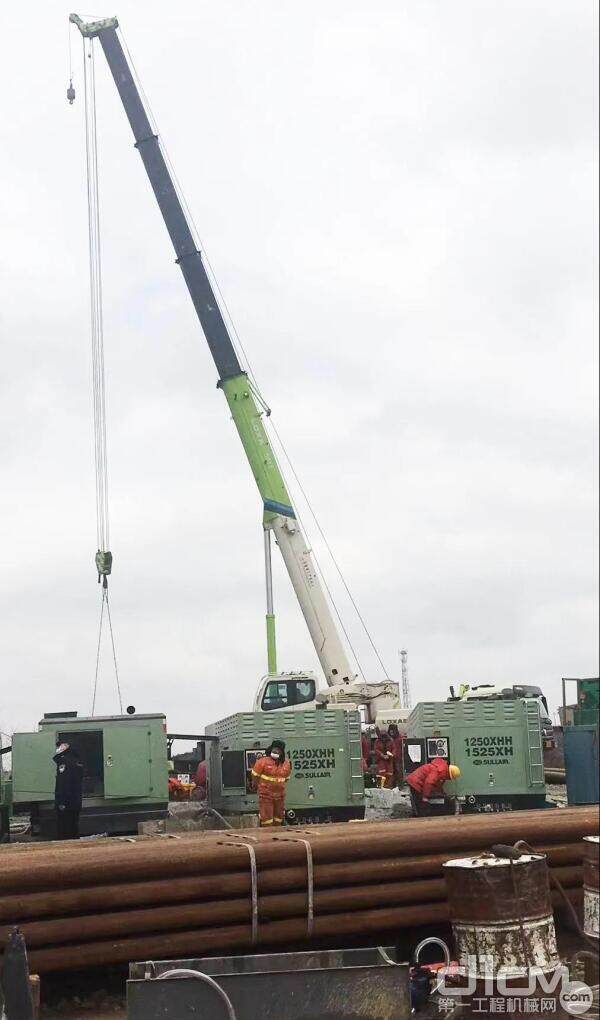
left=271, top=751, right=281, bottom=761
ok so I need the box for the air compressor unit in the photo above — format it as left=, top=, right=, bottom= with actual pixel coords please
left=11, top=711, right=169, bottom=837
left=205, top=708, right=365, bottom=824
left=406, top=697, right=547, bottom=812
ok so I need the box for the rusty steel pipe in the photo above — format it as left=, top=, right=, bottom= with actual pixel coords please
left=0, top=876, right=449, bottom=948
left=23, top=887, right=583, bottom=974
left=0, top=841, right=583, bottom=925
left=0, top=807, right=591, bottom=863
left=544, top=769, right=566, bottom=785
left=0, top=808, right=596, bottom=893
left=26, top=901, right=452, bottom=973
left=0, top=865, right=584, bottom=950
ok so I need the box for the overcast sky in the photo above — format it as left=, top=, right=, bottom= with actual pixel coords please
left=0, top=1, right=597, bottom=739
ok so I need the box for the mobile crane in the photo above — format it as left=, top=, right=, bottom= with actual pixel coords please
left=69, top=13, right=400, bottom=726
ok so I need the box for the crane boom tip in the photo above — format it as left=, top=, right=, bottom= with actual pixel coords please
left=69, top=13, right=119, bottom=36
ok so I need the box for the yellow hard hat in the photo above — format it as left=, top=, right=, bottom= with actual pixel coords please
left=449, top=765, right=461, bottom=780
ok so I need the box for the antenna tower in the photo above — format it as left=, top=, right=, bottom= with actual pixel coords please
left=400, top=649, right=411, bottom=709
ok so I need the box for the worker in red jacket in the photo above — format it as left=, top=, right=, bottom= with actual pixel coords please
left=251, top=739, right=292, bottom=826
left=387, top=723, right=404, bottom=787
left=193, top=759, right=207, bottom=801
left=374, top=730, right=396, bottom=788
left=406, top=758, right=461, bottom=816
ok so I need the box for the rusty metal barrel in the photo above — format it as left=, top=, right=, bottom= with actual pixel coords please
left=443, top=852, right=559, bottom=979
left=583, top=836, right=599, bottom=940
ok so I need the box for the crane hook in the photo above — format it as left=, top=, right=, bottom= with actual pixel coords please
left=67, top=79, right=76, bottom=105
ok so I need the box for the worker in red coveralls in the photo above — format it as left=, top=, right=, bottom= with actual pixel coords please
left=193, top=759, right=207, bottom=801
left=251, top=739, right=292, bottom=827
left=374, top=730, right=395, bottom=788
left=387, top=723, right=404, bottom=788
left=406, top=758, right=461, bottom=816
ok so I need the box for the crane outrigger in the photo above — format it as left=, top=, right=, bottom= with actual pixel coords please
left=70, top=13, right=400, bottom=724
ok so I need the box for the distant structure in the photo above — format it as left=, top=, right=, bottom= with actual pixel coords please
left=400, top=649, right=411, bottom=710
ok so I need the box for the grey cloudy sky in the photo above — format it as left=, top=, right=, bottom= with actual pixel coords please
left=1, top=1, right=597, bottom=738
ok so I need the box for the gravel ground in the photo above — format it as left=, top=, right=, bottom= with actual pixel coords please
left=365, top=783, right=569, bottom=819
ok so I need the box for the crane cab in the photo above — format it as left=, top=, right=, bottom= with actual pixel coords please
left=253, top=672, right=319, bottom=713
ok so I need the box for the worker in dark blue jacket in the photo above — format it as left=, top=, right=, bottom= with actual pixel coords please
left=53, top=742, right=84, bottom=839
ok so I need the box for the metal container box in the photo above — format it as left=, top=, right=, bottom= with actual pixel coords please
left=407, top=698, right=546, bottom=810
left=205, top=709, right=364, bottom=823
left=11, top=712, right=168, bottom=836
left=564, top=725, right=599, bottom=805
left=127, top=947, right=410, bottom=1020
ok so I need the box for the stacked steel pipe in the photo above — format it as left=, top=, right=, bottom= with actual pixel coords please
left=0, top=808, right=596, bottom=973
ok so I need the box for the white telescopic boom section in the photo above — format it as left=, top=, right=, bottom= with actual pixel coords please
left=269, top=514, right=356, bottom=687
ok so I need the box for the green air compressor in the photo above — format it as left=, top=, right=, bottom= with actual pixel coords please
left=205, top=709, right=365, bottom=824
left=406, top=697, right=547, bottom=812
left=11, top=711, right=169, bottom=837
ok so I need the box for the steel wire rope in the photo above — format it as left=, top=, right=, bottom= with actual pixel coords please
left=82, top=36, right=121, bottom=711
left=68, top=21, right=73, bottom=85
left=117, top=28, right=390, bottom=684
left=105, top=592, right=123, bottom=714
left=83, top=36, right=110, bottom=553
left=91, top=590, right=105, bottom=715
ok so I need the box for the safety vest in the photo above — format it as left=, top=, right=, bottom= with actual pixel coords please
left=251, top=755, right=291, bottom=788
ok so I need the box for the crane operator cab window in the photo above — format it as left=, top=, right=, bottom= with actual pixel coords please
left=261, top=677, right=316, bottom=711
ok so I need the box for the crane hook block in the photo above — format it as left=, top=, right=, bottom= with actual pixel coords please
left=95, top=549, right=113, bottom=583
left=67, top=80, right=76, bottom=105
